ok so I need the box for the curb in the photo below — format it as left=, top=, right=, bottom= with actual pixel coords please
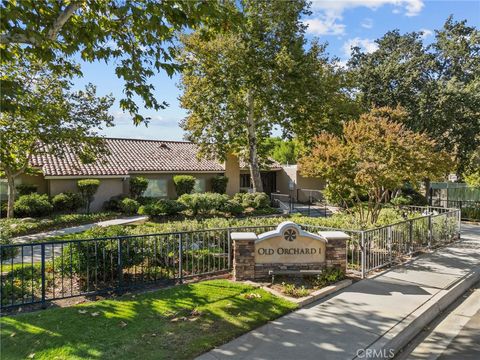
left=359, top=267, right=480, bottom=359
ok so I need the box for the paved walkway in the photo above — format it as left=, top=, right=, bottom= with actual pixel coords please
left=198, top=223, right=480, bottom=360
left=6, top=216, right=148, bottom=264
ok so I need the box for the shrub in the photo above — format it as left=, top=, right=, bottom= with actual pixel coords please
left=120, top=198, right=140, bottom=214
left=13, top=194, right=53, bottom=217
left=391, top=195, right=411, bottom=206
left=77, top=179, right=100, bottom=213
left=103, top=195, right=127, bottom=212
left=222, top=200, right=244, bottom=215
left=138, top=199, right=186, bottom=217
left=0, top=233, right=18, bottom=261
left=233, top=192, right=269, bottom=209
left=15, top=184, right=37, bottom=196
left=52, top=192, right=84, bottom=212
left=211, top=176, right=229, bottom=194
left=173, top=175, right=196, bottom=196
left=178, top=193, right=229, bottom=216
left=129, top=177, right=149, bottom=199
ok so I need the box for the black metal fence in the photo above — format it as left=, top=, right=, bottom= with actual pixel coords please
left=271, top=191, right=329, bottom=217
left=0, top=206, right=462, bottom=309
left=0, top=225, right=276, bottom=310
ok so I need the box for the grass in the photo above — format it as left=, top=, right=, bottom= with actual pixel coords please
left=0, top=279, right=296, bottom=360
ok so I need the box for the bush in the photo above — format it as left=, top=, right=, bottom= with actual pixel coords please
left=16, top=184, right=37, bottom=196
left=391, top=195, right=411, bottom=206
left=178, top=192, right=229, bottom=216
left=211, top=176, right=229, bottom=194
left=77, top=179, right=100, bottom=213
left=222, top=200, right=244, bottom=215
left=120, top=198, right=140, bottom=214
left=173, top=175, right=196, bottom=196
left=391, top=187, right=428, bottom=206
left=52, top=192, right=84, bottom=212
left=233, top=192, right=270, bottom=209
left=103, top=195, right=127, bottom=212
left=13, top=194, right=53, bottom=217
left=0, top=233, right=18, bottom=261
left=130, top=177, right=149, bottom=199
left=138, top=199, right=186, bottom=217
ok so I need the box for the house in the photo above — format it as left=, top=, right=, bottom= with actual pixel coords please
left=5, top=138, right=324, bottom=211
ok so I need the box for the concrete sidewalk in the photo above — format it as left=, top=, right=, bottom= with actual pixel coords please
left=198, top=223, right=480, bottom=360
left=12, top=215, right=148, bottom=244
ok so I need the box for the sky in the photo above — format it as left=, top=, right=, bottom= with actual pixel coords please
left=75, top=0, right=480, bottom=141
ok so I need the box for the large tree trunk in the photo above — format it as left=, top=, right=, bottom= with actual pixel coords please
left=246, top=90, right=263, bottom=193
left=5, top=171, right=16, bottom=218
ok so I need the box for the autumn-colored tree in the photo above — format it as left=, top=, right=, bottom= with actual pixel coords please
left=299, top=107, right=453, bottom=225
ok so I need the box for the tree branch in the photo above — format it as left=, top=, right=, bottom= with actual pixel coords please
left=46, top=2, right=83, bottom=40
left=0, top=33, right=38, bottom=45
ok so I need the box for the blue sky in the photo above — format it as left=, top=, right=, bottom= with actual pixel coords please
left=76, top=0, right=480, bottom=141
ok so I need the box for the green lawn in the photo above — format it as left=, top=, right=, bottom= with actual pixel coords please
left=0, top=280, right=296, bottom=360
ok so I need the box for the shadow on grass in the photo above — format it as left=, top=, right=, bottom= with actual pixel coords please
left=0, top=279, right=296, bottom=360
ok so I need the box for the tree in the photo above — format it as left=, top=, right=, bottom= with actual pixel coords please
left=349, top=17, right=480, bottom=171
left=299, top=107, right=453, bottom=225
left=264, top=137, right=300, bottom=165
left=77, top=179, right=100, bottom=213
left=0, top=0, right=231, bottom=124
left=0, top=62, right=114, bottom=218
left=129, top=177, right=149, bottom=199
left=178, top=1, right=348, bottom=192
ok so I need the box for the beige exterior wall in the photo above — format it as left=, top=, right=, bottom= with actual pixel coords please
left=224, top=154, right=241, bottom=196
left=129, top=172, right=222, bottom=198
left=48, top=178, right=125, bottom=212
left=17, top=174, right=48, bottom=194
left=276, top=166, right=297, bottom=195
left=274, top=165, right=325, bottom=201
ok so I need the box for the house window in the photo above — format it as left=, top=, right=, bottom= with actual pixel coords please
left=143, top=179, right=167, bottom=198
left=194, top=178, right=206, bottom=193
left=240, top=174, right=251, bottom=188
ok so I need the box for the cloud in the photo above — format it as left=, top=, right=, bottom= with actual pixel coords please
left=420, top=28, right=433, bottom=39
left=343, top=37, right=378, bottom=56
left=304, top=11, right=346, bottom=35
left=305, top=0, right=424, bottom=36
left=361, top=18, right=374, bottom=29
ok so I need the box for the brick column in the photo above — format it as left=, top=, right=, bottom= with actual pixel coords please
left=231, top=232, right=257, bottom=281
left=320, top=232, right=349, bottom=273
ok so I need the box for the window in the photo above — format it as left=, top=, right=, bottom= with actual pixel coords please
left=240, top=174, right=251, bottom=188
left=194, top=178, right=206, bottom=193
left=143, top=179, right=167, bottom=198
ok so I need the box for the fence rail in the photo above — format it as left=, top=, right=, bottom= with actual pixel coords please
left=0, top=206, right=461, bottom=309
left=431, top=199, right=480, bottom=221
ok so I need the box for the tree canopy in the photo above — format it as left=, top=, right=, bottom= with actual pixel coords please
left=349, top=16, right=480, bottom=171
left=299, top=107, right=453, bottom=224
left=178, top=0, right=352, bottom=191
left=0, top=0, right=230, bottom=124
left=0, top=61, right=114, bottom=217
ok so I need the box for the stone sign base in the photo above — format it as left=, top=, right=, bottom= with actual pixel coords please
left=231, top=222, right=349, bottom=281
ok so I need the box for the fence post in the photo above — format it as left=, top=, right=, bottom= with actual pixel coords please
left=360, top=231, right=366, bottom=279
left=428, top=215, right=433, bottom=249
left=227, top=228, right=232, bottom=270
left=178, top=233, right=183, bottom=283
left=387, top=226, right=392, bottom=265
left=117, top=238, right=123, bottom=289
left=409, top=220, right=413, bottom=254
left=40, top=243, right=46, bottom=307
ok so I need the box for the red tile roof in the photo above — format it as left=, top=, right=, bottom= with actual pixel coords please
left=31, top=138, right=225, bottom=176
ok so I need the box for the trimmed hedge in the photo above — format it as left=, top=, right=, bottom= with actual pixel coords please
left=120, top=198, right=140, bottom=214
left=14, top=194, right=53, bottom=217
left=138, top=199, right=186, bottom=217
left=173, top=175, right=196, bottom=196
left=52, top=192, right=84, bottom=212
left=211, top=176, right=229, bottom=194
left=130, top=177, right=149, bottom=199
left=77, top=179, right=100, bottom=213
left=233, top=192, right=270, bottom=209
left=177, top=193, right=230, bottom=216
left=16, top=184, right=37, bottom=196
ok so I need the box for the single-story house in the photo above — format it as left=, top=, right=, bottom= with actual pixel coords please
left=3, top=138, right=324, bottom=211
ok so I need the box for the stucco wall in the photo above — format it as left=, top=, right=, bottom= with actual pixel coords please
left=276, top=166, right=297, bottom=195
left=129, top=173, right=222, bottom=198
left=224, top=154, right=241, bottom=196
left=48, top=178, right=124, bottom=212
left=17, top=174, right=48, bottom=194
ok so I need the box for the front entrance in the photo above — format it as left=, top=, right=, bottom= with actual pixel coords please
left=239, top=171, right=277, bottom=194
